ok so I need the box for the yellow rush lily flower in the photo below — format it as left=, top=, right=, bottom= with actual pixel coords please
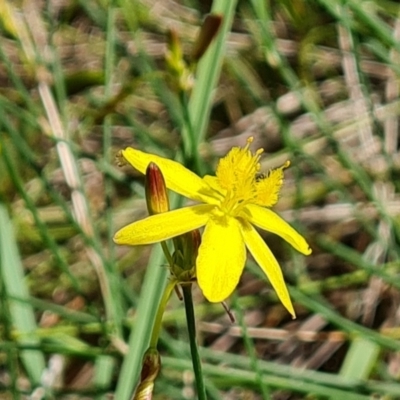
left=114, top=138, right=311, bottom=317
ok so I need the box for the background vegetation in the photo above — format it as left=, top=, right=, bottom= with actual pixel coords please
left=1, top=0, right=400, bottom=399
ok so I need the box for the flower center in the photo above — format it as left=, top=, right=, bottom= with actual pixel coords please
left=215, top=137, right=263, bottom=215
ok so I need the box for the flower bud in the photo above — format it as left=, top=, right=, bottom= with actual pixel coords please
left=133, top=348, right=161, bottom=400
left=191, top=14, right=223, bottom=63
left=165, top=28, right=194, bottom=93
left=145, top=162, right=170, bottom=215
left=171, top=229, right=201, bottom=282
left=166, top=28, right=183, bottom=64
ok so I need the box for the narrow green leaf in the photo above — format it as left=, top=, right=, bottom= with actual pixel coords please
left=339, top=338, right=380, bottom=380
left=187, top=1, right=238, bottom=147
left=0, top=204, right=45, bottom=385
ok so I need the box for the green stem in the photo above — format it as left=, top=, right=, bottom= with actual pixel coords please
left=179, top=91, right=204, bottom=175
left=182, top=284, right=206, bottom=400
left=233, top=296, right=271, bottom=399
left=149, top=279, right=176, bottom=348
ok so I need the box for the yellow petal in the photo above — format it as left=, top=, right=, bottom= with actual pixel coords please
left=114, top=204, right=213, bottom=245
left=197, top=215, right=246, bottom=302
left=244, top=204, right=312, bottom=255
left=240, top=220, right=295, bottom=317
left=122, top=148, right=216, bottom=203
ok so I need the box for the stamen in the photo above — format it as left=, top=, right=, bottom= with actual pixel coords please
left=282, top=160, right=290, bottom=169
left=246, top=136, right=254, bottom=147
left=216, top=137, right=270, bottom=216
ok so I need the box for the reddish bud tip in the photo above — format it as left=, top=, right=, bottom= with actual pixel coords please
left=145, top=162, right=170, bottom=215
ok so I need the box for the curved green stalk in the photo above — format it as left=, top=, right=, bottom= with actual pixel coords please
left=150, top=279, right=176, bottom=348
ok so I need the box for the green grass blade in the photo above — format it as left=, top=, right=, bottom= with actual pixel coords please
left=339, top=337, right=380, bottom=380
left=94, top=355, right=116, bottom=400
left=187, top=0, right=238, bottom=147
left=162, top=356, right=372, bottom=400
left=114, top=242, right=169, bottom=400
left=0, top=204, right=46, bottom=385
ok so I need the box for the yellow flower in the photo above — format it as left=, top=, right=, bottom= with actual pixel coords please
left=114, top=138, right=311, bottom=317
